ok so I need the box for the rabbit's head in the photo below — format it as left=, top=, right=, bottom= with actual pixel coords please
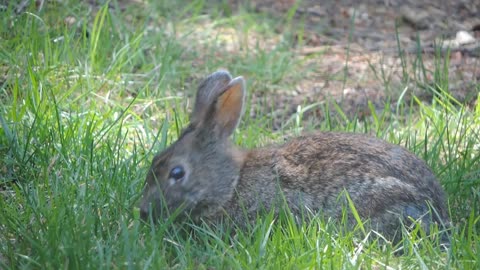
left=139, top=71, right=246, bottom=222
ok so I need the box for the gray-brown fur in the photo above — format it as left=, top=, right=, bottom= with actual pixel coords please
left=139, top=70, right=449, bottom=241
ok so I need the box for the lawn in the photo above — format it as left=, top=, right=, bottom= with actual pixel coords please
left=0, top=0, right=479, bottom=269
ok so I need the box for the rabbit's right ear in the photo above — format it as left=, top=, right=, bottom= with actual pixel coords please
left=211, top=76, right=246, bottom=138
left=192, top=71, right=246, bottom=138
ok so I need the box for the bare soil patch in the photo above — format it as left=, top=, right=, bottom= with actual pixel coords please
left=232, top=0, right=479, bottom=127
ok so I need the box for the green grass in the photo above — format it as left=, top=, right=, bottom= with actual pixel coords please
left=1, top=0, right=479, bottom=269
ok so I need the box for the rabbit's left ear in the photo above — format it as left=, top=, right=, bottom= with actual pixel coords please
left=192, top=70, right=232, bottom=124
left=207, top=76, right=246, bottom=138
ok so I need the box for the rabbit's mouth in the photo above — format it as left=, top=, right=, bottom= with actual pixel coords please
left=140, top=198, right=190, bottom=222
left=141, top=188, right=213, bottom=222
left=139, top=198, right=164, bottom=222
left=139, top=189, right=191, bottom=222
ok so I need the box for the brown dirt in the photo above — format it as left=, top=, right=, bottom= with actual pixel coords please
left=229, top=0, right=479, bottom=128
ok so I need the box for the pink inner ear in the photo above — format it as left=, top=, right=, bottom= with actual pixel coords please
left=215, top=79, right=245, bottom=136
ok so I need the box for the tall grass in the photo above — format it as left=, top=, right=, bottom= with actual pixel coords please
left=0, top=0, right=479, bottom=269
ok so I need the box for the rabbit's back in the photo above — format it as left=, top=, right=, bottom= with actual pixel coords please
left=230, top=132, right=449, bottom=238
left=274, top=132, right=443, bottom=202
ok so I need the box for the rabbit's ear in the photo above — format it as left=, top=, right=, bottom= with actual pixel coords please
left=210, top=76, right=246, bottom=138
left=192, top=70, right=232, bottom=123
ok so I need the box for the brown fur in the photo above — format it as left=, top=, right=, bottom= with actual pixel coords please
left=139, top=71, right=449, bottom=241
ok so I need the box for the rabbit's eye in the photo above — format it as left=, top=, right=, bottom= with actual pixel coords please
left=169, top=166, right=185, bottom=181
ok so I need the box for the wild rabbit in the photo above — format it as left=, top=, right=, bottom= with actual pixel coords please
left=139, top=70, right=450, bottom=241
